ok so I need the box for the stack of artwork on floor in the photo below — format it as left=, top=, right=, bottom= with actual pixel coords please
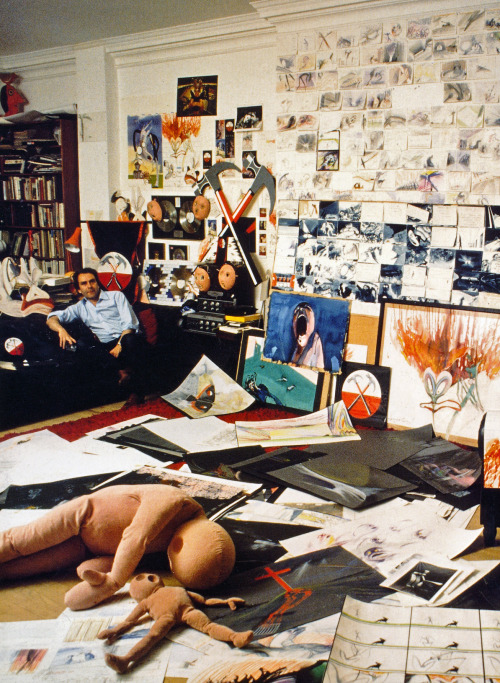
left=0, top=355, right=498, bottom=681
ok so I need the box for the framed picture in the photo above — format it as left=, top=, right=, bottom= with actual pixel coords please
left=376, top=300, right=500, bottom=444
left=169, top=244, right=188, bottom=260
left=148, top=242, right=166, bottom=260
left=236, top=328, right=329, bottom=412
left=177, top=76, right=218, bottom=117
left=335, top=361, right=391, bottom=429
left=262, top=291, right=350, bottom=373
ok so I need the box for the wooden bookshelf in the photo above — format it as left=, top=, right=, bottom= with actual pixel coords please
left=0, top=116, right=81, bottom=274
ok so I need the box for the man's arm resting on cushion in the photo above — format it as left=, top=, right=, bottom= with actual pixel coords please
left=46, top=312, right=77, bottom=348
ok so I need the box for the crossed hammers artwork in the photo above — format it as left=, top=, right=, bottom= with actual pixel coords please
left=193, top=154, right=275, bottom=287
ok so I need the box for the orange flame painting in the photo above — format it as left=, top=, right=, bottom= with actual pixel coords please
left=161, top=114, right=201, bottom=181
left=386, top=303, right=500, bottom=439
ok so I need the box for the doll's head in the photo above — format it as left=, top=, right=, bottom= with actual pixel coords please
left=167, top=517, right=235, bottom=589
left=130, top=573, right=164, bottom=601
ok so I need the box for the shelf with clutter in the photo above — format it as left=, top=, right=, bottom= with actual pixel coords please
left=0, top=115, right=81, bottom=276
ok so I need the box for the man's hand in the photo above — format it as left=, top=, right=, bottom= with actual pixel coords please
left=109, top=343, right=122, bottom=358
left=58, top=328, right=77, bottom=349
left=109, top=329, right=133, bottom=357
left=46, top=316, right=76, bottom=348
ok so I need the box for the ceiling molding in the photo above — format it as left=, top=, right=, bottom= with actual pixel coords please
left=0, top=47, right=76, bottom=74
left=109, top=15, right=276, bottom=68
left=251, top=0, right=500, bottom=30
left=3, top=1, right=499, bottom=75
left=0, top=12, right=274, bottom=73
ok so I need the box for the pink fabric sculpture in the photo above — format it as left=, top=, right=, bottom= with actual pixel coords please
left=0, top=484, right=236, bottom=611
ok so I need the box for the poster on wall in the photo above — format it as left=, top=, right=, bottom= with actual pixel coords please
left=235, top=106, right=263, bottom=130
left=215, top=119, right=235, bottom=159
left=377, top=300, right=500, bottom=444
left=127, top=114, right=162, bottom=188
left=263, top=291, right=350, bottom=373
left=177, top=76, right=218, bottom=117
left=161, top=113, right=202, bottom=185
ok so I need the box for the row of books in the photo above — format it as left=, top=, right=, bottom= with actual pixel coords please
left=30, top=229, right=65, bottom=261
left=2, top=174, right=61, bottom=201
left=10, top=202, right=65, bottom=229
left=37, top=203, right=65, bottom=228
left=39, top=260, right=67, bottom=276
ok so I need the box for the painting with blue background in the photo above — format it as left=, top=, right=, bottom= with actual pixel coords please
left=263, top=291, right=350, bottom=374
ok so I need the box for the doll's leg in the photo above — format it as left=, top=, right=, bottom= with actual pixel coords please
left=0, top=536, right=87, bottom=579
left=104, top=616, right=172, bottom=674
left=0, top=496, right=91, bottom=565
left=184, top=608, right=253, bottom=648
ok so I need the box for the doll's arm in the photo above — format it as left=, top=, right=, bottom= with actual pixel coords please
left=98, top=602, right=149, bottom=644
left=198, top=595, right=246, bottom=611
left=109, top=488, right=203, bottom=586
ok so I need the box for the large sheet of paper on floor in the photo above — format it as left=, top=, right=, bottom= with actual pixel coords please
left=235, top=401, right=359, bottom=447
left=325, top=595, right=500, bottom=681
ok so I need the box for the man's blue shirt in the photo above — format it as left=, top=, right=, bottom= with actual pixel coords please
left=48, top=290, right=139, bottom=343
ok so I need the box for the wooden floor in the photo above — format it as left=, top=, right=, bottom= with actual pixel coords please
left=0, top=399, right=130, bottom=622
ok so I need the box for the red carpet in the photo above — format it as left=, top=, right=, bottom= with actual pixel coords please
left=1, top=398, right=298, bottom=443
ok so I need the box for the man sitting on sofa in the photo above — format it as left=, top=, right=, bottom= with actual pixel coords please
left=46, top=267, right=146, bottom=405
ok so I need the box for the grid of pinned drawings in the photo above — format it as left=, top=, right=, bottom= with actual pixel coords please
left=272, top=199, right=500, bottom=309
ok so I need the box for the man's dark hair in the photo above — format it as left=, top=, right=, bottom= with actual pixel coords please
left=73, top=267, right=100, bottom=289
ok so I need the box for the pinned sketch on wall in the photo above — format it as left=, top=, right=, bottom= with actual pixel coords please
left=127, top=114, right=162, bottom=188
left=317, top=127, right=339, bottom=171
left=271, top=199, right=499, bottom=309
left=263, top=291, right=350, bottom=373
left=161, top=113, right=201, bottom=184
left=177, top=76, right=217, bottom=117
left=235, top=106, right=263, bottom=130
left=377, top=301, right=500, bottom=443
left=215, top=119, right=234, bottom=160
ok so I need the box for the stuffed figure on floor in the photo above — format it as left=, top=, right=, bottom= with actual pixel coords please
left=98, top=572, right=254, bottom=674
left=0, top=484, right=235, bottom=611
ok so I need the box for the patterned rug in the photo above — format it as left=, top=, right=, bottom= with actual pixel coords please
left=1, top=398, right=298, bottom=443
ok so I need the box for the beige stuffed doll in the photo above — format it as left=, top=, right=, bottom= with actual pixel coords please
left=98, top=572, right=253, bottom=674
left=0, top=484, right=235, bottom=611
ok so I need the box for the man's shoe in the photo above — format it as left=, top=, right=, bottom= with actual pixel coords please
left=123, top=393, right=144, bottom=408
left=118, top=369, right=131, bottom=386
